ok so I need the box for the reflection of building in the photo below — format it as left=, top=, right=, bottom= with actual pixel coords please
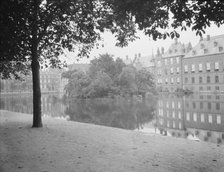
left=156, top=94, right=224, bottom=144
left=0, top=94, right=66, bottom=118
left=0, top=69, right=68, bottom=94
left=154, top=34, right=224, bottom=93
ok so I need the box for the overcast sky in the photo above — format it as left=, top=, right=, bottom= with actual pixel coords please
left=63, top=24, right=224, bottom=64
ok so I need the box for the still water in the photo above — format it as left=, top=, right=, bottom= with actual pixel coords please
left=1, top=93, right=224, bottom=144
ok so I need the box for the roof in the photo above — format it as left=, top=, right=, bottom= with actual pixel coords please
left=184, top=34, right=224, bottom=58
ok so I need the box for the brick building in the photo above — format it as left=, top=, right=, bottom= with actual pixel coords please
left=154, top=34, right=224, bottom=93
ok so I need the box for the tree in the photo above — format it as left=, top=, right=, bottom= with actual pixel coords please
left=136, top=69, right=156, bottom=98
left=1, top=0, right=224, bottom=127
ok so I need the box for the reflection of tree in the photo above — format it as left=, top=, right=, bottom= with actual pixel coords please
left=65, top=97, right=156, bottom=130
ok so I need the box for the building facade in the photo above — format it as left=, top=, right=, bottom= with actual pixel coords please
left=183, top=35, right=224, bottom=93
left=155, top=34, right=224, bottom=93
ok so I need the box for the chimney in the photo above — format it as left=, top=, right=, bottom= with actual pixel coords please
left=200, top=36, right=203, bottom=41
left=207, top=35, right=210, bottom=41
left=175, top=38, right=178, bottom=44
left=161, top=47, right=164, bottom=54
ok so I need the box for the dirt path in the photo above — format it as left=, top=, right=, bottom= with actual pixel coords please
left=1, top=110, right=224, bottom=172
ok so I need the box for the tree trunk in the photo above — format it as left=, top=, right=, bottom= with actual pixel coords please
left=31, top=0, right=42, bottom=128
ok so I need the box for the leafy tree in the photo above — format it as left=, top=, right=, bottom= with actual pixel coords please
left=1, top=0, right=224, bottom=127
left=64, top=70, right=91, bottom=98
left=136, top=69, right=156, bottom=98
left=86, top=71, right=114, bottom=98
left=118, top=66, right=138, bottom=96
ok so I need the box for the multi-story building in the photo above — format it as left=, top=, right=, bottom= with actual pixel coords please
left=183, top=34, right=224, bottom=93
left=154, top=34, right=224, bottom=93
left=155, top=39, right=192, bottom=92
left=0, top=69, right=68, bottom=94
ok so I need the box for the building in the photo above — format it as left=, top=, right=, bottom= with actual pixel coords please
left=154, top=38, right=192, bottom=92
left=183, top=34, right=224, bottom=93
left=154, top=34, right=224, bottom=93
left=0, top=69, right=68, bottom=94
left=68, top=63, right=90, bottom=73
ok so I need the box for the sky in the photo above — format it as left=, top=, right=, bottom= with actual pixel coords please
left=62, top=24, right=224, bottom=64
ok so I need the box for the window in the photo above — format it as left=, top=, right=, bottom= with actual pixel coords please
left=157, top=61, right=161, bottom=67
left=164, top=69, right=168, bottom=75
left=193, top=102, right=196, bottom=109
left=207, top=76, right=210, bottom=83
left=176, top=67, right=180, bottom=74
left=170, top=58, right=173, bottom=64
left=178, top=111, right=181, bottom=119
left=171, top=78, right=174, bottom=84
left=200, top=102, right=203, bottom=109
left=159, top=109, right=163, bottom=116
left=208, top=114, right=213, bottom=123
left=207, top=86, right=211, bottom=90
left=199, top=64, right=203, bottom=72
left=186, top=112, right=190, bottom=121
left=165, top=78, right=168, bottom=84
left=176, top=57, right=179, bottom=63
left=179, top=123, right=182, bottom=129
left=167, top=110, right=169, bottom=117
left=172, top=111, right=175, bottom=118
left=217, top=115, right=221, bottom=124
left=165, top=59, right=168, bottom=65
left=191, top=64, right=195, bottom=72
left=185, top=77, right=188, bottom=83
left=177, top=77, right=180, bottom=83
left=215, top=86, right=220, bottom=91
left=167, top=121, right=170, bottom=127
left=184, top=65, right=188, bottom=73
left=206, top=63, right=211, bottom=71
left=208, top=102, right=211, bottom=110
left=215, top=76, right=219, bottom=83
left=219, top=46, right=223, bottom=52
left=215, top=62, right=219, bottom=71
left=193, top=113, right=197, bottom=122
left=173, top=121, right=176, bottom=128
left=199, top=86, right=203, bottom=91
left=192, top=77, right=195, bottom=84
left=170, top=68, right=174, bottom=74
left=172, top=101, right=175, bottom=108
left=201, top=114, right=205, bottom=122
left=199, top=76, right=203, bottom=83
left=166, top=102, right=169, bottom=108
left=216, top=103, right=220, bottom=110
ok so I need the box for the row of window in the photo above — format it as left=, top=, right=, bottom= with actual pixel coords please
left=186, top=112, right=221, bottom=124
left=158, top=101, right=182, bottom=109
left=184, top=62, right=220, bottom=73
left=185, top=75, right=222, bottom=84
left=157, top=57, right=180, bottom=67
left=158, top=112, right=222, bottom=126
left=157, top=77, right=181, bottom=84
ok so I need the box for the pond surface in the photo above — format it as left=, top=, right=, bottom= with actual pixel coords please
left=1, top=93, right=224, bottom=144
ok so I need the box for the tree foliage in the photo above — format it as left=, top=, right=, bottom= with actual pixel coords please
left=64, top=54, right=155, bottom=98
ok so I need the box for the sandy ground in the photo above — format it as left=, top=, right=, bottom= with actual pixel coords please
left=0, top=110, right=224, bottom=172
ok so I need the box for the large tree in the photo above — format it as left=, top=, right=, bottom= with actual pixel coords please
left=1, top=0, right=224, bottom=127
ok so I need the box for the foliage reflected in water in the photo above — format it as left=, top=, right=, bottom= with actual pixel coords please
left=65, top=96, right=156, bottom=130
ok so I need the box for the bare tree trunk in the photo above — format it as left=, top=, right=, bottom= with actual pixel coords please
left=31, top=0, right=42, bottom=128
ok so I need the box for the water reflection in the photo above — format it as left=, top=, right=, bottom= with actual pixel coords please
left=65, top=97, right=155, bottom=130
left=1, top=93, right=224, bottom=144
left=155, top=94, right=224, bottom=144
